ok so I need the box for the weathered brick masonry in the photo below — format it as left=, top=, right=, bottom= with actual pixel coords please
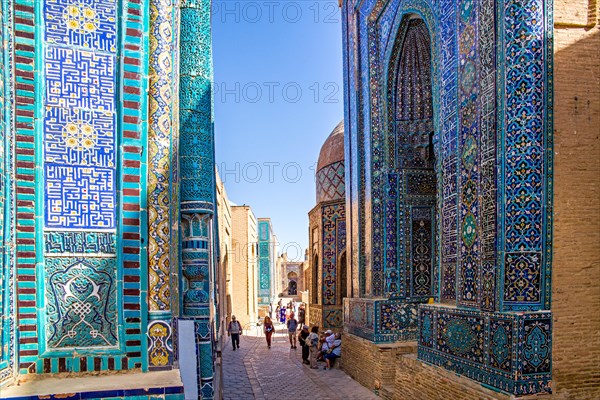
left=342, top=334, right=515, bottom=400
left=552, top=2, right=600, bottom=398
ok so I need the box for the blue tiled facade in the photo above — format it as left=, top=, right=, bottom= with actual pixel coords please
left=1, top=0, right=218, bottom=398
left=341, top=0, right=553, bottom=395
left=257, top=219, right=276, bottom=307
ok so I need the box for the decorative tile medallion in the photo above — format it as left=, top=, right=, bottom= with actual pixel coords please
left=45, top=258, right=118, bottom=348
left=44, top=0, right=117, bottom=52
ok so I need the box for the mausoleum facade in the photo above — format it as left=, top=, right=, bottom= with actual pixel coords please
left=339, top=0, right=599, bottom=398
left=0, top=0, right=220, bottom=398
left=307, top=121, right=347, bottom=331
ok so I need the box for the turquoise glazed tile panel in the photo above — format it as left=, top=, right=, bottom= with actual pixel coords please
left=418, top=305, right=552, bottom=395
left=344, top=298, right=418, bottom=342
left=321, top=203, right=345, bottom=306
left=45, top=258, right=118, bottom=348
left=257, top=220, right=272, bottom=304
left=342, top=0, right=553, bottom=394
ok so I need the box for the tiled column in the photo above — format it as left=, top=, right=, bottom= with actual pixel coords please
left=147, top=0, right=180, bottom=370
left=178, top=0, right=216, bottom=398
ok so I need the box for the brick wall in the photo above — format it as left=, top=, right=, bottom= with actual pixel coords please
left=393, top=354, right=514, bottom=400
left=552, top=2, right=600, bottom=397
left=216, top=173, right=232, bottom=342
left=340, top=333, right=414, bottom=399
left=342, top=332, right=533, bottom=400
left=230, top=206, right=258, bottom=327
left=554, top=0, right=597, bottom=27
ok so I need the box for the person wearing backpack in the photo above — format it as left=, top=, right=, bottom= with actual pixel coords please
left=308, top=326, right=319, bottom=369
left=227, top=315, right=242, bottom=351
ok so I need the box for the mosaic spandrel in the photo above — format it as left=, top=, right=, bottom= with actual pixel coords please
left=45, top=258, right=118, bottom=349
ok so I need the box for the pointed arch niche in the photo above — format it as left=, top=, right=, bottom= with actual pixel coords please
left=384, top=15, right=437, bottom=301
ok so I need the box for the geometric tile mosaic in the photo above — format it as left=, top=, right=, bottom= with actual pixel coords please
left=44, top=107, right=115, bottom=167
left=345, top=298, right=418, bottom=343
left=419, top=305, right=552, bottom=395
left=45, top=164, right=116, bottom=229
left=342, top=0, right=553, bottom=394
left=43, top=1, right=117, bottom=231
left=5, top=0, right=147, bottom=379
left=321, top=203, right=345, bottom=306
left=45, top=46, right=115, bottom=111
left=316, top=161, right=345, bottom=203
left=44, top=0, right=117, bottom=52
left=43, top=106, right=116, bottom=229
left=257, top=220, right=272, bottom=305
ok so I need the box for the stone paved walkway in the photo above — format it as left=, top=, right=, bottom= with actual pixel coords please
left=222, top=323, right=379, bottom=400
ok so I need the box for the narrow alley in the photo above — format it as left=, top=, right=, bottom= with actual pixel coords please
left=221, top=324, right=378, bottom=400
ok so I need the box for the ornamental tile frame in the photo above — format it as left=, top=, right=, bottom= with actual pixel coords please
left=342, top=0, right=553, bottom=394
left=147, top=0, right=181, bottom=370
left=0, top=0, right=149, bottom=374
left=30, top=0, right=149, bottom=371
left=0, top=0, right=16, bottom=384
left=418, top=305, right=552, bottom=395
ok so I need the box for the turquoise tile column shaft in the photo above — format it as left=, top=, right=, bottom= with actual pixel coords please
left=178, top=0, right=216, bottom=398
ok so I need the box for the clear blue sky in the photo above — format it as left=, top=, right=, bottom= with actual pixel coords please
left=213, top=1, right=344, bottom=261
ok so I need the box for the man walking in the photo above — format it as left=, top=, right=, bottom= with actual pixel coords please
left=227, top=315, right=242, bottom=351
left=287, top=312, right=298, bottom=349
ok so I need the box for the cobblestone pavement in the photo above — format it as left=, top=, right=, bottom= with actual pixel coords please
left=222, top=324, right=379, bottom=400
